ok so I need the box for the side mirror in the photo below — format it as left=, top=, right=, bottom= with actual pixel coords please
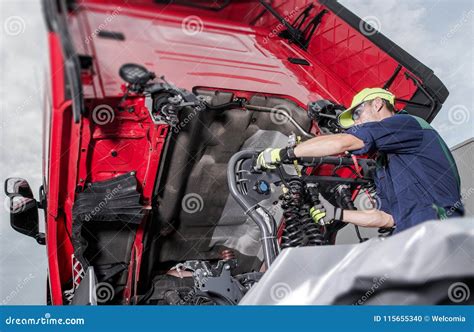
left=4, top=178, right=45, bottom=245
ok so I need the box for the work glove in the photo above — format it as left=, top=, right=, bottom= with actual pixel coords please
left=310, top=195, right=343, bottom=225
left=256, top=147, right=296, bottom=170
left=309, top=205, right=326, bottom=225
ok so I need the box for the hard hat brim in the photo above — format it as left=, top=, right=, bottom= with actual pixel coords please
left=338, top=108, right=357, bottom=129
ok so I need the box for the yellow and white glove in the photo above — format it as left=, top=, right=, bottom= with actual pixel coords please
left=256, top=147, right=297, bottom=170
left=310, top=195, right=343, bottom=225
left=310, top=205, right=327, bottom=225
left=256, top=148, right=282, bottom=170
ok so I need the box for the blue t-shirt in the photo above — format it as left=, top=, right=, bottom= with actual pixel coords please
left=347, top=113, right=463, bottom=233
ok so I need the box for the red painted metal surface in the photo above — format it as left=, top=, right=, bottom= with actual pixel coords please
left=46, top=31, right=77, bottom=304
left=72, top=1, right=417, bottom=104
left=44, top=0, right=421, bottom=303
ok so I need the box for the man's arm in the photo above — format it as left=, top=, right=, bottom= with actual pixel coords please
left=312, top=195, right=395, bottom=229
left=294, top=134, right=365, bottom=157
left=296, top=134, right=394, bottom=229
left=256, top=133, right=364, bottom=169
left=342, top=209, right=394, bottom=228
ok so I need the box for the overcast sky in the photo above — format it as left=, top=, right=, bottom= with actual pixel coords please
left=0, top=0, right=473, bottom=304
left=340, top=0, right=474, bottom=147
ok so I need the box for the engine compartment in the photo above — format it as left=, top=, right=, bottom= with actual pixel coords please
left=149, top=91, right=311, bottom=259
left=67, top=66, right=378, bottom=305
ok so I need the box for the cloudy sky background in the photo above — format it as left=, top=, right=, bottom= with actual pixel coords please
left=0, top=0, right=473, bottom=304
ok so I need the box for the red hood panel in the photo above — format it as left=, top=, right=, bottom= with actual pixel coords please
left=75, top=3, right=352, bottom=105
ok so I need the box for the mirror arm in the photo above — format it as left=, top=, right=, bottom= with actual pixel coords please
left=37, top=185, right=46, bottom=210
left=35, top=233, right=46, bottom=245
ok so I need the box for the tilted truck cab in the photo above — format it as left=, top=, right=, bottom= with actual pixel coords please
left=5, top=0, right=448, bottom=305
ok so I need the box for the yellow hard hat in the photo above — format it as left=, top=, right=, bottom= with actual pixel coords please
left=338, top=88, right=395, bottom=128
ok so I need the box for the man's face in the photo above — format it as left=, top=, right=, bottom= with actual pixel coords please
left=352, top=98, right=383, bottom=125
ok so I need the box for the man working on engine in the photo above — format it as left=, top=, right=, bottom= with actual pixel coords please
left=257, top=88, right=464, bottom=234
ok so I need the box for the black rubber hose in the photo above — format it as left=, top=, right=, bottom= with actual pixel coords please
left=295, top=156, right=359, bottom=166
left=338, top=186, right=367, bottom=243
left=204, top=100, right=243, bottom=111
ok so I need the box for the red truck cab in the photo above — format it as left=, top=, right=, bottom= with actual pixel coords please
left=4, top=0, right=448, bottom=305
